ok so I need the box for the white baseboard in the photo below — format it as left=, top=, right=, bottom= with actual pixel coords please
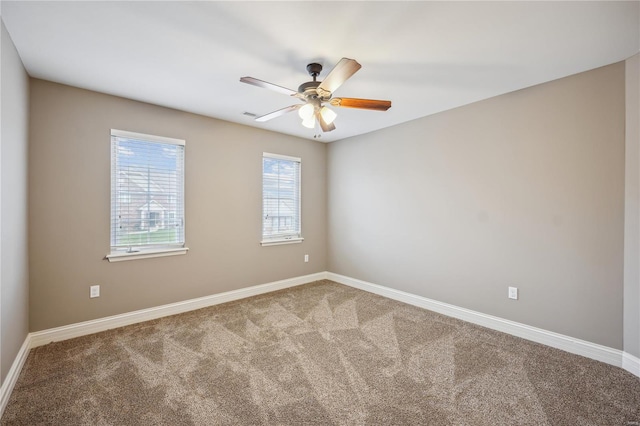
left=328, top=272, right=636, bottom=376
left=622, top=352, right=640, bottom=377
left=0, top=335, right=31, bottom=418
left=30, top=271, right=328, bottom=348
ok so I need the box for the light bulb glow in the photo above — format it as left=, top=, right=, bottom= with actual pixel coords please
left=298, top=103, right=315, bottom=120
left=302, top=117, right=316, bottom=129
left=320, top=106, right=337, bottom=124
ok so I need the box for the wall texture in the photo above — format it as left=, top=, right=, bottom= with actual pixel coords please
left=1, top=21, right=30, bottom=383
left=328, top=62, right=625, bottom=349
left=28, top=79, right=327, bottom=331
left=624, top=53, right=640, bottom=359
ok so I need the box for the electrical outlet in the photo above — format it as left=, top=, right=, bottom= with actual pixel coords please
left=304, top=254, right=309, bottom=263
left=508, top=286, right=518, bottom=300
left=90, top=285, right=100, bottom=298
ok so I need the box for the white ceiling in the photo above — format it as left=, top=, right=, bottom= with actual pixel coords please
left=2, top=1, right=639, bottom=142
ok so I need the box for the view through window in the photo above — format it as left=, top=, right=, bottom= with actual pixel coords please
left=110, top=130, right=185, bottom=253
left=262, top=153, right=302, bottom=245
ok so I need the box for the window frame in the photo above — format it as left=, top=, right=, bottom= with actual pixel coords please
left=261, top=152, right=303, bottom=246
left=106, top=129, right=188, bottom=262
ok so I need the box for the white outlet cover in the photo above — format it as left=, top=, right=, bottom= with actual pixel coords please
left=508, top=286, right=518, bottom=300
left=90, top=285, right=100, bottom=298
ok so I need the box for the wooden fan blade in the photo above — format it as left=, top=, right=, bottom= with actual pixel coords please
left=316, top=112, right=336, bottom=132
left=329, top=97, right=392, bottom=111
left=317, top=58, right=361, bottom=97
left=240, top=77, right=298, bottom=97
left=255, top=104, right=302, bottom=122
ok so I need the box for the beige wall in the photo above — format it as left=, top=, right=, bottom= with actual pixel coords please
left=28, top=79, right=327, bottom=331
left=328, top=63, right=625, bottom=349
left=19, top=53, right=636, bottom=355
left=624, top=53, right=640, bottom=358
left=1, top=21, right=30, bottom=382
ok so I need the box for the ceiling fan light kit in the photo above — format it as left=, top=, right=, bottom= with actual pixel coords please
left=302, top=117, right=316, bottom=129
left=240, top=58, right=392, bottom=133
left=298, top=103, right=315, bottom=120
left=320, top=106, right=337, bottom=124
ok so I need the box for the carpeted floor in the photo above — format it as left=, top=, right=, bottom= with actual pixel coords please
left=2, top=280, right=639, bottom=425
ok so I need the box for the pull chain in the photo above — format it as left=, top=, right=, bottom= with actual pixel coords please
left=313, top=120, right=322, bottom=139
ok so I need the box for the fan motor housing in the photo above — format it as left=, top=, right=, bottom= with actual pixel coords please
left=298, top=81, right=320, bottom=96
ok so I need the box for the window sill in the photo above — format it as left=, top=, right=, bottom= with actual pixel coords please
left=260, top=237, right=304, bottom=247
left=106, top=247, right=189, bottom=262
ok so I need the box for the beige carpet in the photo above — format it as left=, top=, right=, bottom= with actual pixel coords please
left=2, top=280, right=639, bottom=425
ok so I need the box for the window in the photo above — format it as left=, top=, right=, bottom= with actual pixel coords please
left=107, top=129, right=187, bottom=261
left=261, top=153, right=303, bottom=246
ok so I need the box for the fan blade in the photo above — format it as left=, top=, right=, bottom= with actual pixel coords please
left=240, top=77, right=298, bottom=97
left=316, top=111, right=336, bottom=132
left=255, top=104, right=302, bottom=122
left=317, top=58, right=361, bottom=97
left=329, top=97, right=392, bottom=111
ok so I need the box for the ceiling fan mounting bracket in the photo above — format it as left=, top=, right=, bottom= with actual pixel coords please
left=306, top=63, right=323, bottom=79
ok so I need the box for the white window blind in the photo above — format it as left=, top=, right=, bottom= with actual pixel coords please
left=262, top=153, right=302, bottom=244
left=110, top=129, right=185, bottom=253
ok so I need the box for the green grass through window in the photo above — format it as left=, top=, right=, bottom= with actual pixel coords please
left=118, top=228, right=179, bottom=246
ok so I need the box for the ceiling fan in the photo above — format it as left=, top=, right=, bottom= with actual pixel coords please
left=240, top=58, right=391, bottom=134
